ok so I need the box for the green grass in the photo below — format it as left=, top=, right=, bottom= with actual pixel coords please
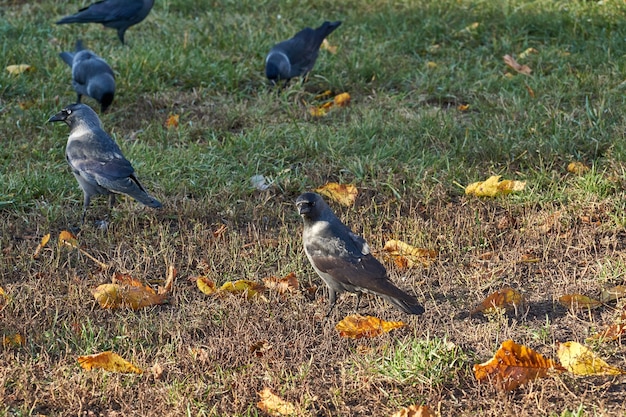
left=2, top=0, right=626, bottom=415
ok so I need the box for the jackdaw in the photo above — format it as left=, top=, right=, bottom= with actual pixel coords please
left=296, top=192, right=425, bottom=317
left=59, top=40, right=115, bottom=113
left=48, top=103, right=162, bottom=224
left=265, top=21, right=342, bottom=85
left=56, top=0, right=155, bottom=44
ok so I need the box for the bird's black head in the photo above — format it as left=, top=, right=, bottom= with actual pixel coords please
left=296, top=192, right=326, bottom=219
left=101, top=92, right=114, bottom=113
left=47, top=103, right=100, bottom=128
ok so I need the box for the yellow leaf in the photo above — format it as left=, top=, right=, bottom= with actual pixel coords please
left=6, top=64, right=33, bottom=75
left=426, top=61, right=438, bottom=69
left=0, top=286, right=7, bottom=310
left=567, top=161, right=590, bottom=175
left=557, top=341, right=626, bottom=376
left=465, top=175, right=526, bottom=197
left=503, top=54, right=532, bottom=76
left=518, top=47, right=538, bottom=59
left=315, top=182, right=358, bottom=206
left=196, top=276, right=217, bottom=295
left=314, top=90, right=333, bottom=100
left=2, top=333, right=24, bottom=348
left=320, top=38, right=338, bottom=54
left=309, top=106, right=329, bottom=117
left=257, top=387, right=298, bottom=416
left=165, top=114, right=179, bottom=128
left=77, top=351, right=143, bottom=374
left=471, top=287, right=524, bottom=315
left=112, top=272, right=156, bottom=293
left=263, top=272, right=298, bottom=295
left=333, top=92, right=351, bottom=107
left=474, top=340, right=565, bottom=391
left=335, top=314, right=406, bottom=339
left=33, top=233, right=50, bottom=259
left=600, top=285, right=626, bottom=303
left=383, top=240, right=438, bottom=268
left=219, top=279, right=265, bottom=299
left=92, top=283, right=168, bottom=310
left=558, top=294, right=602, bottom=311
left=390, top=404, right=437, bottom=417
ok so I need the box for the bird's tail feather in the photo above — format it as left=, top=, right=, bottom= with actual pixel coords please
left=381, top=292, right=425, bottom=315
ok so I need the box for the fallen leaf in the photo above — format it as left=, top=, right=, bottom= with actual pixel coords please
left=33, top=233, right=50, bottom=259
left=320, top=38, right=337, bottom=54
left=309, top=92, right=351, bottom=117
left=335, top=314, right=406, bottom=339
left=263, top=272, right=298, bottom=295
left=250, top=340, right=273, bottom=357
left=567, top=161, right=590, bottom=175
left=518, top=47, right=538, bottom=59
left=160, top=265, right=177, bottom=295
left=525, top=84, right=535, bottom=98
left=77, top=351, right=143, bottom=374
left=257, top=387, right=298, bottom=416
left=112, top=272, right=155, bottom=292
left=151, top=362, right=164, bottom=380
left=458, top=104, right=470, bottom=111
left=196, top=276, right=217, bottom=295
left=503, top=54, right=532, bottom=75
left=465, top=175, right=526, bottom=197
left=0, top=286, right=8, bottom=310
left=557, top=341, right=626, bottom=376
left=588, top=306, right=626, bottom=342
left=165, top=114, right=179, bottom=128
left=92, top=283, right=168, bottom=310
left=382, top=240, right=438, bottom=268
left=390, top=404, right=437, bottom=417
left=600, top=285, right=626, bottom=303
left=426, top=61, right=438, bottom=69
left=59, top=230, right=78, bottom=248
left=473, top=340, right=565, bottom=391
left=558, top=294, right=602, bottom=311
left=2, top=333, right=24, bottom=348
left=315, top=182, right=358, bottom=206
left=333, top=92, right=351, bottom=107
left=314, top=90, right=333, bottom=100
left=6, top=64, right=33, bottom=75
left=471, top=287, right=524, bottom=315
left=219, top=279, right=266, bottom=299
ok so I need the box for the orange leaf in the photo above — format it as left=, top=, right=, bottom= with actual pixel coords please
left=77, top=351, right=143, bottom=374
left=567, top=161, right=590, bottom=175
left=333, top=92, right=351, bottom=107
left=112, top=272, right=155, bottom=293
left=196, top=276, right=217, bottom=295
left=390, top=404, right=437, bottom=417
left=33, top=233, right=50, bottom=259
left=558, top=294, right=602, bottom=310
left=165, top=114, right=179, bottom=128
left=335, top=314, right=406, bottom=339
left=557, top=341, right=626, bottom=376
left=503, top=54, right=532, bottom=75
left=2, top=333, right=24, bottom=348
left=315, top=182, right=358, bottom=206
left=92, top=283, right=168, bottom=310
left=257, top=387, right=298, bottom=416
left=263, top=272, right=298, bottom=295
left=458, top=104, right=470, bottom=111
left=382, top=240, right=438, bottom=268
left=59, top=230, right=78, bottom=248
left=473, top=340, right=565, bottom=391
left=471, top=287, right=524, bottom=315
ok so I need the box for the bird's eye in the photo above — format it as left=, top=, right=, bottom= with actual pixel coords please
left=66, top=109, right=72, bottom=115
left=310, top=202, right=315, bottom=206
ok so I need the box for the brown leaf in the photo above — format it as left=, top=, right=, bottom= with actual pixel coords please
left=558, top=294, right=602, bottom=311
left=390, top=404, right=437, bottom=417
left=382, top=240, right=438, bottom=268
left=165, top=114, right=179, bottom=128
left=257, top=388, right=298, bottom=416
left=77, top=351, right=143, bottom=374
left=471, top=287, right=524, bottom=315
left=213, top=224, right=228, bottom=238
left=92, top=283, right=168, bottom=310
left=335, top=314, right=406, bottom=339
left=557, top=341, right=626, bottom=376
left=2, top=333, right=24, bottom=348
left=263, top=272, right=298, bottom=295
left=59, top=230, right=78, bottom=248
left=588, top=306, right=626, bottom=342
left=250, top=340, right=273, bottom=357
left=600, top=285, right=626, bottom=303
left=33, top=233, right=50, bottom=259
left=503, top=54, right=532, bottom=75
left=315, top=182, right=358, bottom=206
left=473, top=340, right=565, bottom=391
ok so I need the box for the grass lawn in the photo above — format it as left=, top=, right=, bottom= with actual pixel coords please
left=2, top=0, right=626, bottom=415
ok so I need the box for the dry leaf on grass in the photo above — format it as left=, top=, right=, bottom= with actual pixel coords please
left=382, top=240, right=438, bottom=268
left=335, top=314, right=406, bottom=339
left=320, top=38, right=338, bottom=54
left=257, top=388, right=298, bottom=416
left=503, top=54, right=532, bottom=75
left=0, top=286, right=7, bottom=310
left=470, top=287, right=524, bottom=316
left=58, top=230, right=109, bottom=269
left=165, top=114, right=179, bottom=128
left=250, top=340, right=273, bottom=357
left=557, top=341, right=626, bottom=376
left=196, top=276, right=217, bottom=295
left=309, top=93, right=351, bottom=117
left=474, top=340, right=565, bottom=391
left=558, top=294, right=602, bottom=311
left=567, top=161, right=590, bottom=175
left=77, top=351, right=143, bottom=374
left=588, top=306, right=626, bottom=342
left=465, top=175, right=526, bottom=197
left=33, top=233, right=50, bottom=259
left=6, top=64, right=33, bottom=75
left=600, top=285, right=626, bottom=303
left=315, top=182, right=358, bottom=206
left=2, top=333, right=24, bottom=348
left=219, top=280, right=266, bottom=299
left=390, top=404, right=437, bottom=417
left=92, top=269, right=174, bottom=310
left=263, top=272, right=298, bottom=295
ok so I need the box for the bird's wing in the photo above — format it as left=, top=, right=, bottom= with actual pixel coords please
left=74, top=0, right=143, bottom=23
left=278, top=29, right=320, bottom=72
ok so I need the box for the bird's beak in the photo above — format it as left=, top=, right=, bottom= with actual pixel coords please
left=297, top=203, right=310, bottom=216
left=47, top=111, right=67, bottom=123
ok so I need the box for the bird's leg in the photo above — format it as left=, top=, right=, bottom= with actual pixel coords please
left=108, top=194, right=116, bottom=209
left=354, top=292, right=362, bottom=312
left=324, top=289, right=338, bottom=320
left=81, top=193, right=91, bottom=225
left=76, top=93, right=82, bottom=103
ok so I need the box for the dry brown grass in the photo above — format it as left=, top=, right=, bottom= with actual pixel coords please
left=2, top=185, right=626, bottom=416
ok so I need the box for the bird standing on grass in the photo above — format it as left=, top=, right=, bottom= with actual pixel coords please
left=56, top=0, right=155, bottom=45
left=296, top=192, right=425, bottom=318
left=48, top=103, right=162, bottom=224
left=59, top=40, right=115, bottom=113
left=265, top=21, right=342, bottom=85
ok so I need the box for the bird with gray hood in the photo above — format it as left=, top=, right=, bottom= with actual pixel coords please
left=48, top=103, right=162, bottom=225
left=296, top=192, right=425, bottom=318
left=59, top=40, right=115, bottom=113
left=266, top=21, right=342, bottom=85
